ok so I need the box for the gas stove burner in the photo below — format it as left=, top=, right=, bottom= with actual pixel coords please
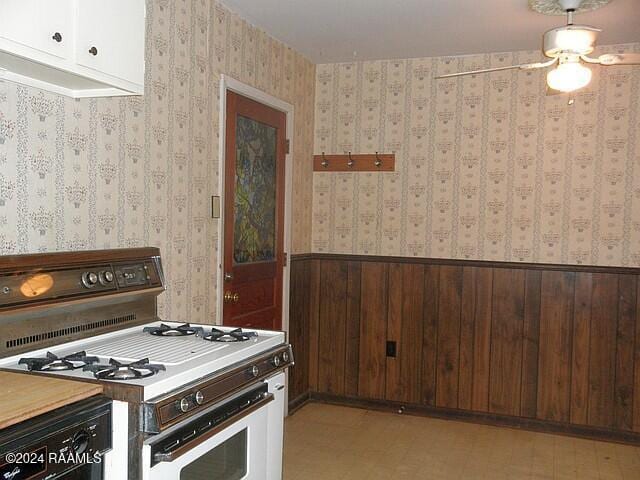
left=84, top=358, right=166, bottom=380
left=143, top=323, right=205, bottom=337
left=18, top=351, right=99, bottom=371
left=203, top=327, right=258, bottom=343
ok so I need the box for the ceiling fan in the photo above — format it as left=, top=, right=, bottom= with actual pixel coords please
left=435, top=0, right=639, bottom=93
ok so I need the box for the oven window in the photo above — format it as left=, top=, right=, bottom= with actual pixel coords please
left=180, top=429, right=247, bottom=480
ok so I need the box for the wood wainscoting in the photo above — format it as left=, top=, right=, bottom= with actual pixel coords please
left=287, top=254, right=640, bottom=443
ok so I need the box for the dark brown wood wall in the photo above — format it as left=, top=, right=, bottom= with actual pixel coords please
left=288, top=258, right=312, bottom=405
left=288, top=255, right=640, bottom=437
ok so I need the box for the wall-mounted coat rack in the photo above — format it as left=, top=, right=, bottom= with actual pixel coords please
left=313, top=152, right=395, bottom=172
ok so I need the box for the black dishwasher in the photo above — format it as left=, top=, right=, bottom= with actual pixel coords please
left=0, top=395, right=111, bottom=480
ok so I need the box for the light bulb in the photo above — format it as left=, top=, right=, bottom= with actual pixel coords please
left=546, top=62, right=592, bottom=93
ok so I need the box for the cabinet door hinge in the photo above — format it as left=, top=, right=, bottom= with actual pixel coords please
left=285, top=139, right=290, bottom=154
left=283, top=252, right=288, bottom=267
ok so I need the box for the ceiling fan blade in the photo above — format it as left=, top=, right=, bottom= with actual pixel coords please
left=435, top=59, right=556, bottom=79
left=596, top=53, right=640, bottom=66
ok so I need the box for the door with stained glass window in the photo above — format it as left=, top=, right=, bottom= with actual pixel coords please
left=223, top=91, right=286, bottom=330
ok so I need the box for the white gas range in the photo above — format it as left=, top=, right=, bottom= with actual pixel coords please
left=0, top=248, right=293, bottom=480
left=1, top=321, right=287, bottom=400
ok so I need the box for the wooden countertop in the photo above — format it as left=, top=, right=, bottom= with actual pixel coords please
left=0, top=371, right=103, bottom=430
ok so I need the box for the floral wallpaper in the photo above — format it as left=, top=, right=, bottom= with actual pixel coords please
left=0, top=0, right=316, bottom=323
left=312, top=43, right=640, bottom=266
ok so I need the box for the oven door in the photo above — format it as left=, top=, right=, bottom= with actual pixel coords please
left=142, top=393, right=270, bottom=480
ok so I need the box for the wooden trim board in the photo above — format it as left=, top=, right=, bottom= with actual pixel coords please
left=306, top=394, right=640, bottom=446
left=313, top=153, right=395, bottom=172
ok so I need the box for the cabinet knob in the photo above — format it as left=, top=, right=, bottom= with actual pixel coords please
left=52, top=32, right=63, bottom=43
left=89, top=46, right=98, bottom=56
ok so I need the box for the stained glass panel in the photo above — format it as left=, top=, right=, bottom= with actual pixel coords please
left=233, top=115, right=277, bottom=264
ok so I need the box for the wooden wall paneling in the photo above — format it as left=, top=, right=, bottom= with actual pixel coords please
left=537, top=271, right=575, bottom=423
left=520, top=270, right=541, bottom=418
left=288, top=260, right=310, bottom=402
left=436, top=266, right=463, bottom=408
left=614, top=275, right=637, bottom=431
left=489, top=268, right=526, bottom=416
left=458, top=267, right=475, bottom=410
left=471, top=268, right=493, bottom=413
left=386, top=263, right=425, bottom=403
left=588, top=273, right=619, bottom=428
left=401, top=264, right=426, bottom=404
left=317, top=261, right=347, bottom=395
left=344, top=261, right=362, bottom=397
left=570, top=273, right=592, bottom=425
left=635, top=280, right=640, bottom=433
left=358, top=262, right=388, bottom=399
left=292, top=254, right=640, bottom=439
left=287, top=260, right=301, bottom=400
left=458, top=267, right=479, bottom=410
left=386, top=264, right=404, bottom=402
left=308, top=259, right=321, bottom=391
left=421, top=265, right=440, bottom=405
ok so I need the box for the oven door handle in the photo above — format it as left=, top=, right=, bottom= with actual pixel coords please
left=152, top=392, right=274, bottom=464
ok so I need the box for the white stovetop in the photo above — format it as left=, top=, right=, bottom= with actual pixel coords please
left=0, top=321, right=285, bottom=400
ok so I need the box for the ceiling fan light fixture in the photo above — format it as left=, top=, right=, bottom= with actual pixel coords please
left=546, top=61, right=592, bottom=92
left=529, top=0, right=611, bottom=16
left=553, top=26, right=598, bottom=53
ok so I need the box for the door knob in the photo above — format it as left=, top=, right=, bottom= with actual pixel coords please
left=89, top=46, right=98, bottom=56
left=52, top=32, right=63, bottom=43
left=224, top=291, right=239, bottom=303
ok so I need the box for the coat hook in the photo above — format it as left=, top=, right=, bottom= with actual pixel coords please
left=347, top=151, right=354, bottom=168
left=321, top=152, right=329, bottom=168
left=375, top=151, right=382, bottom=167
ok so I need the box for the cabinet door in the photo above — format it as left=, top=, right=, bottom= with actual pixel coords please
left=0, top=0, right=73, bottom=59
left=75, top=0, right=145, bottom=85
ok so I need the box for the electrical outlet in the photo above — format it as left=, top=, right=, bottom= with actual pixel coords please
left=386, top=341, right=397, bottom=358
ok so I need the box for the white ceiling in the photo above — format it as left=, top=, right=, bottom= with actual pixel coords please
left=221, top=0, right=640, bottom=63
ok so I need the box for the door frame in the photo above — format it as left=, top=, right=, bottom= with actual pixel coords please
left=217, top=75, right=294, bottom=340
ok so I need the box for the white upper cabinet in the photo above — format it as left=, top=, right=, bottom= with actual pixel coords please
left=0, top=0, right=73, bottom=60
left=0, top=0, right=145, bottom=97
left=75, top=0, right=145, bottom=86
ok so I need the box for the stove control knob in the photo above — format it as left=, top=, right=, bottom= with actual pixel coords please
left=72, top=429, right=90, bottom=455
left=194, top=391, right=204, bottom=405
left=250, top=365, right=260, bottom=378
left=282, top=351, right=290, bottom=363
left=179, top=397, right=190, bottom=413
left=82, top=272, right=98, bottom=288
left=99, top=271, right=114, bottom=286
left=271, top=355, right=281, bottom=367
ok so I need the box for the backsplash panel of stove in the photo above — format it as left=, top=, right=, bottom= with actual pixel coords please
left=0, top=0, right=316, bottom=323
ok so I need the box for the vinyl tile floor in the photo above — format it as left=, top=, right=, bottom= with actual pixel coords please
left=283, top=403, right=640, bottom=480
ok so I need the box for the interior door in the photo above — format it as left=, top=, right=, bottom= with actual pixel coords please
left=223, top=91, right=286, bottom=331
